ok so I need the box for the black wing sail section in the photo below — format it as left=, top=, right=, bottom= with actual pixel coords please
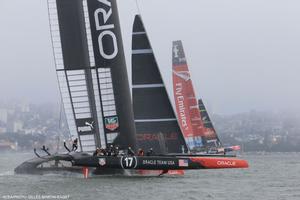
left=86, top=0, right=136, bottom=150
left=132, top=15, right=187, bottom=154
left=48, top=0, right=102, bottom=152
left=47, top=0, right=136, bottom=151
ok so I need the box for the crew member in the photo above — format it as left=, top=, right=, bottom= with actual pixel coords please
left=106, top=145, right=113, bottom=156
left=146, top=148, right=154, bottom=156
left=72, top=138, right=78, bottom=152
left=101, top=148, right=107, bottom=156
left=110, top=145, right=116, bottom=156
left=138, top=148, right=144, bottom=156
left=127, top=146, right=135, bottom=156
left=41, top=145, right=50, bottom=156
left=93, top=148, right=101, bottom=156
left=114, top=146, right=119, bottom=156
left=41, top=145, right=47, bottom=151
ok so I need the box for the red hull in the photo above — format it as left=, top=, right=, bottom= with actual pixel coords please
left=190, top=157, right=249, bottom=169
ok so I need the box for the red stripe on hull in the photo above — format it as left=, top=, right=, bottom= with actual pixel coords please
left=190, top=157, right=249, bottom=169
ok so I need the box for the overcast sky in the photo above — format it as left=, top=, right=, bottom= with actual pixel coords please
left=0, top=0, right=299, bottom=114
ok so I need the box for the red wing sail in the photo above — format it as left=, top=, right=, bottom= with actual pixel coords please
left=172, top=40, right=206, bottom=150
left=172, top=41, right=221, bottom=151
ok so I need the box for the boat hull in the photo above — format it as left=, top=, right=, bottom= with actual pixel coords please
left=74, top=155, right=248, bottom=170
left=15, top=152, right=248, bottom=176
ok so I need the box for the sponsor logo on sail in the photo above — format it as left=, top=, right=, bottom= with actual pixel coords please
left=175, top=83, right=188, bottom=130
left=174, top=71, right=190, bottom=81
left=105, top=116, right=119, bottom=131
left=173, top=44, right=186, bottom=62
left=77, top=119, right=94, bottom=133
left=85, top=121, right=94, bottom=129
left=136, top=133, right=178, bottom=141
left=173, top=45, right=179, bottom=58
left=93, top=0, right=118, bottom=60
left=77, top=126, right=92, bottom=133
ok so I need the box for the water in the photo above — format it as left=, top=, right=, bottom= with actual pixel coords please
left=0, top=152, right=300, bottom=200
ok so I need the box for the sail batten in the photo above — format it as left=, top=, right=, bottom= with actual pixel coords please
left=132, top=49, right=153, bottom=54
left=132, top=31, right=146, bottom=35
left=132, top=84, right=164, bottom=89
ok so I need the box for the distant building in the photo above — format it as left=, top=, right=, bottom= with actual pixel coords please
left=0, top=127, right=7, bottom=134
left=21, top=103, right=30, bottom=113
left=13, top=120, right=23, bottom=133
left=0, top=109, right=8, bottom=124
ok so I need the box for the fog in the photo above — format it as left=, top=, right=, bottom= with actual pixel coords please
left=0, top=0, right=299, bottom=114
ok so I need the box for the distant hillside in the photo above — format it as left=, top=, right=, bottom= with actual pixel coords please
left=212, top=111, right=300, bottom=152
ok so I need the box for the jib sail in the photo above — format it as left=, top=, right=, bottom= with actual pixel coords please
left=47, top=0, right=136, bottom=152
left=132, top=15, right=187, bottom=153
left=198, top=99, right=222, bottom=147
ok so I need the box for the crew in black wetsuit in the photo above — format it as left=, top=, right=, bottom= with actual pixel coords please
left=41, top=145, right=51, bottom=156
left=101, top=148, right=107, bottom=156
left=93, top=148, right=101, bottom=156
left=111, top=145, right=117, bottom=156
left=41, top=145, right=47, bottom=151
left=72, top=138, right=78, bottom=152
left=113, top=146, right=119, bottom=156
left=127, top=147, right=135, bottom=156
left=146, top=148, right=154, bottom=156
left=106, top=145, right=114, bottom=156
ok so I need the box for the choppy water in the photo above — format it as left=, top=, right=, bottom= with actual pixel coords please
left=0, top=152, right=300, bottom=200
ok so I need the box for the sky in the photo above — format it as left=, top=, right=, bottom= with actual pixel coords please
left=0, top=0, right=299, bottom=115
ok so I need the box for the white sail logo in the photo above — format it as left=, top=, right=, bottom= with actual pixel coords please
left=94, top=0, right=118, bottom=59
left=175, top=83, right=188, bottom=130
left=85, top=121, right=94, bottom=129
left=173, top=45, right=179, bottom=58
left=173, top=44, right=186, bottom=62
left=173, top=71, right=190, bottom=82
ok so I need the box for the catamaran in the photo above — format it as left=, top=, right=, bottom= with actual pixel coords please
left=15, top=0, right=248, bottom=176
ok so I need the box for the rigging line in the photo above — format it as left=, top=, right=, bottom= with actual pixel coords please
left=55, top=98, right=63, bottom=154
left=59, top=98, right=63, bottom=131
